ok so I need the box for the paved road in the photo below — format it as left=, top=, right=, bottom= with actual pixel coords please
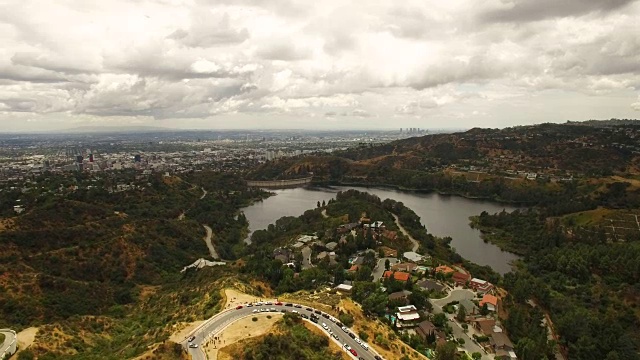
left=182, top=303, right=384, bottom=360
left=202, top=225, right=219, bottom=260
left=430, top=289, right=491, bottom=359
left=301, top=246, right=312, bottom=269
left=0, top=329, right=17, bottom=358
left=391, top=213, right=419, bottom=252
left=372, top=257, right=400, bottom=282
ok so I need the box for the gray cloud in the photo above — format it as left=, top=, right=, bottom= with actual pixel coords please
left=481, top=0, right=637, bottom=23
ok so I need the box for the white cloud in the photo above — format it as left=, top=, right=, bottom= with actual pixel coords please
left=0, top=0, right=639, bottom=130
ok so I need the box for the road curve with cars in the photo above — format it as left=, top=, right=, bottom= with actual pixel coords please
left=181, top=301, right=385, bottom=360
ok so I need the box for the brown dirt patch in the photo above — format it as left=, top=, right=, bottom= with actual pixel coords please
left=222, top=289, right=268, bottom=310
left=168, top=320, right=205, bottom=343
left=207, top=313, right=282, bottom=360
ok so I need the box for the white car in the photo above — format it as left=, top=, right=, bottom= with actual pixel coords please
left=343, top=344, right=351, bottom=351
left=361, top=343, right=369, bottom=351
left=341, top=326, right=348, bottom=332
left=355, top=338, right=362, bottom=345
left=322, top=323, right=328, bottom=329
left=188, top=343, right=198, bottom=348
left=265, top=301, right=273, bottom=305
left=253, top=309, right=258, bottom=313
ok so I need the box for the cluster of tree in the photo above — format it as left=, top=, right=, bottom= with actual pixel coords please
left=480, top=209, right=640, bottom=359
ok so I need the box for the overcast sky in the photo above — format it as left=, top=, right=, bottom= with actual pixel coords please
left=1, top=0, right=639, bottom=132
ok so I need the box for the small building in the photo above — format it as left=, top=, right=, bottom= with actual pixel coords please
left=383, top=271, right=411, bottom=283
left=382, top=229, right=398, bottom=241
left=348, top=265, right=360, bottom=273
left=13, top=205, right=25, bottom=214
left=335, top=284, right=353, bottom=293
left=325, top=242, right=338, bottom=251
left=470, top=278, right=494, bottom=293
left=491, top=332, right=514, bottom=352
left=273, top=247, right=291, bottom=263
left=480, top=294, right=498, bottom=312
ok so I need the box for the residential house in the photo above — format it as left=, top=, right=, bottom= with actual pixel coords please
left=335, top=284, right=353, bottom=293
left=491, top=332, right=514, bottom=353
left=473, top=318, right=496, bottom=337
left=395, top=305, right=421, bottom=328
left=383, top=271, right=411, bottom=283
left=452, top=272, right=471, bottom=286
left=391, top=262, right=418, bottom=273
left=337, top=222, right=359, bottom=234
left=480, top=294, right=498, bottom=312
left=348, top=265, right=360, bottom=273
left=416, top=280, right=445, bottom=293
left=416, top=320, right=437, bottom=341
left=470, top=278, right=494, bottom=293
left=388, top=290, right=412, bottom=302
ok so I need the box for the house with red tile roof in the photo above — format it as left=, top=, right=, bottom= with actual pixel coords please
left=479, top=294, right=498, bottom=312
left=383, top=270, right=411, bottom=282
left=452, top=271, right=471, bottom=285
left=435, top=265, right=455, bottom=274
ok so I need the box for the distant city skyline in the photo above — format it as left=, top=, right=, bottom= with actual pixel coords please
left=1, top=0, right=639, bottom=132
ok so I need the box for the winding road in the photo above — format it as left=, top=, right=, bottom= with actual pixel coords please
left=0, top=329, right=17, bottom=359
left=391, top=213, right=419, bottom=252
left=202, top=225, right=219, bottom=260
left=181, top=303, right=384, bottom=360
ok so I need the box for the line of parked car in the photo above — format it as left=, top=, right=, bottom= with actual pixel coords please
left=238, top=301, right=383, bottom=360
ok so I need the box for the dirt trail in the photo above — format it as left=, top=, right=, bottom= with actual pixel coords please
left=203, top=225, right=219, bottom=259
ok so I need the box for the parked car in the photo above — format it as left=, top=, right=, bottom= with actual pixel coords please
left=285, top=303, right=293, bottom=307
left=350, top=349, right=358, bottom=356
left=275, top=302, right=283, bottom=306
left=306, top=307, right=313, bottom=311
left=188, top=343, right=198, bottom=348
left=235, top=305, right=243, bottom=310
left=187, top=336, right=195, bottom=342
left=294, top=304, right=302, bottom=308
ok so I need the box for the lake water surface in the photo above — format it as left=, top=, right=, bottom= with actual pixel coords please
left=241, top=186, right=521, bottom=274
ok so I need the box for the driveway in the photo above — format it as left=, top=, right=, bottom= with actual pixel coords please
left=372, top=257, right=400, bottom=282
left=431, top=288, right=475, bottom=308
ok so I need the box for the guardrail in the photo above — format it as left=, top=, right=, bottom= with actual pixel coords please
left=0, top=329, right=17, bottom=360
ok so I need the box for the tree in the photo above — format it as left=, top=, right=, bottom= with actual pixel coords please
left=435, top=341, right=457, bottom=360
left=472, top=352, right=482, bottom=360
left=479, top=303, right=489, bottom=316
left=456, top=304, right=467, bottom=322
left=322, top=200, right=326, bottom=207
left=317, top=201, right=321, bottom=208
left=385, top=259, right=390, bottom=270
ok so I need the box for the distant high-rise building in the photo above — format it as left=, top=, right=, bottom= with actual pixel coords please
left=76, top=155, right=83, bottom=163
left=134, top=154, right=141, bottom=162
left=89, top=154, right=94, bottom=162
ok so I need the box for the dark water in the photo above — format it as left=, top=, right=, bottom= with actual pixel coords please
left=242, top=186, right=521, bottom=274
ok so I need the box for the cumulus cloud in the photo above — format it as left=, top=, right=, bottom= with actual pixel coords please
left=0, top=0, right=639, bottom=130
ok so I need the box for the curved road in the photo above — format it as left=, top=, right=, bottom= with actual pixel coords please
left=181, top=303, right=384, bottom=360
left=1, top=329, right=17, bottom=358
left=391, top=213, right=419, bottom=252
left=202, top=225, right=219, bottom=260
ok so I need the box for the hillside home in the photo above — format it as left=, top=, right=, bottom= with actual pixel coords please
left=470, top=278, right=494, bottom=293
left=391, top=262, right=418, bottom=272
left=395, top=305, right=421, bottom=328
left=383, top=271, right=411, bottom=283
left=480, top=294, right=498, bottom=312
left=435, top=265, right=455, bottom=274
left=452, top=272, right=471, bottom=285
left=416, top=280, right=445, bottom=292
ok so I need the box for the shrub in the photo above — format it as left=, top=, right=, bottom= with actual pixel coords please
left=252, top=317, right=258, bottom=322
left=358, top=331, right=369, bottom=342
